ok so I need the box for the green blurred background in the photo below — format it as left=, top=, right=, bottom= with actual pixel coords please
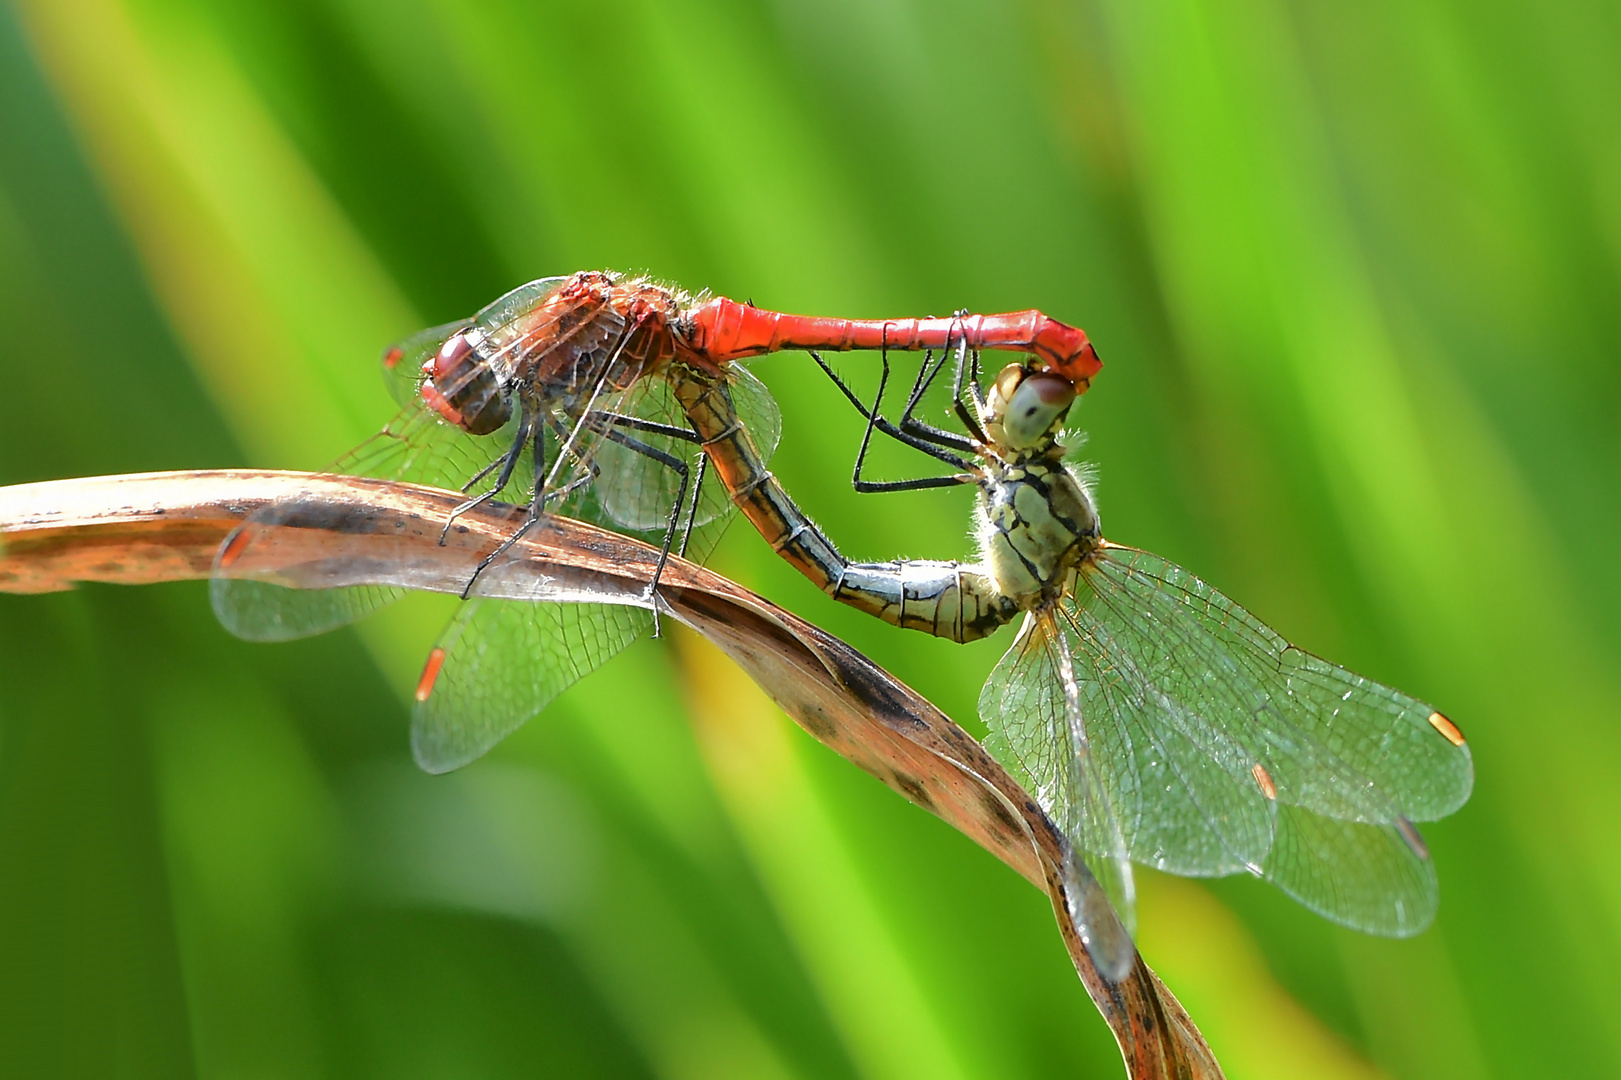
left=2, top=0, right=1617, bottom=1076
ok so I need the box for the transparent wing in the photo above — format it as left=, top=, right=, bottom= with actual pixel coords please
left=1266, top=808, right=1438, bottom=935
left=211, top=403, right=532, bottom=641
left=592, top=363, right=781, bottom=555
left=381, top=318, right=472, bottom=407
left=210, top=576, right=401, bottom=643
left=382, top=275, right=577, bottom=410
left=982, top=613, right=1138, bottom=980
left=410, top=595, right=651, bottom=774
left=1038, top=543, right=1470, bottom=934
left=406, top=365, right=781, bottom=772
left=214, top=278, right=598, bottom=642
left=468, top=275, right=573, bottom=384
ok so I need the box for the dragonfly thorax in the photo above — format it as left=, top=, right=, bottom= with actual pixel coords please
left=975, top=451, right=1099, bottom=609
left=418, top=271, right=702, bottom=439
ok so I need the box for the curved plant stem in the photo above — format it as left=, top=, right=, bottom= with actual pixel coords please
left=1, top=469, right=1223, bottom=1079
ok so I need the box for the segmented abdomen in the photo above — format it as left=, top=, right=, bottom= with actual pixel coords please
left=665, top=363, right=1019, bottom=643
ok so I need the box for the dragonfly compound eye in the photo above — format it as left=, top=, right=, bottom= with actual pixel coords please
left=424, top=330, right=511, bottom=435
left=1001, top=372, right=1075, bottom=449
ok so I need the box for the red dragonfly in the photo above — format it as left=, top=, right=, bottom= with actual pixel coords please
left=213, top=270, right=1100, bottom=772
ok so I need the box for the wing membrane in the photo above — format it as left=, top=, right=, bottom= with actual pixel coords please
left=409, top=364, right=782, bottom=767
left=594, top=363, right=781, bottom=548
left=211, top=404, right=531, bottom=640
left=410, top=597, right=651, bottom=774
left=1004, top=542, right=1471, bottom=934
left=214, top=286, right=783, bottom=768
left=382, top=318, right=473, bottom=407
left=982, top=613, right=1138, bottom=979
left=1266, top=807, right=1438, bottom=934
left=1081, top=546, right=1472, bottom=824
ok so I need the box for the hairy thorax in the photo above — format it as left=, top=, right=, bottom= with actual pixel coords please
left=976, top=450, right=1100, bottom=610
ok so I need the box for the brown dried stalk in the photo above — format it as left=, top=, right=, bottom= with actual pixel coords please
left=0, top=469, right=1221, bottom=1079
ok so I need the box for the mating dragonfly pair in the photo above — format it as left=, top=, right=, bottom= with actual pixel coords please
left=212, top=270, right=1473, bottom=981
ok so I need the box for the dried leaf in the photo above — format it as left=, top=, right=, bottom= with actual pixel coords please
left=0, top=469, right=1222, bottom=1078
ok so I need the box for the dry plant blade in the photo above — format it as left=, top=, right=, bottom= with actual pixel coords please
left=0, top=470, right=1222, bottom=1079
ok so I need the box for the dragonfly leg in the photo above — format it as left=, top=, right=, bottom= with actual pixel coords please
left=590, top=421, right=699, bottom=636
left=438, top=413, right=534, bottom=545
left=909, top=316, right=989, bottom=446
left=458, top=324, right=644, bottom=598
left=806, top=348, right=974, bottom=498
left=460, top=501, right=542, bottom=600
left=945, top=311, right=987, bottom=414
left=574, top=406, right=709, bottom=595
left=592, top=411, right=702, bottom=444
left=854, top=349, right=974, bottom=495
left=888, top=321, right=987, bottom=451
left=676, top=450, right=707, bottom=559
left=455, top=409, right=595, bottom=599
left=598, top=414, right=707, bottom=558
left=863, top=342, right=976, bottom=455
left=952, top=395, right=989, bottom=447
left=537, top=414, right=600, bottom=506
left=806, top=349, right=974, bottom=484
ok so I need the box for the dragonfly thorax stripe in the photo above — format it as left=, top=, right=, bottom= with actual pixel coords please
left=977, top=451, right=1100, bottom=609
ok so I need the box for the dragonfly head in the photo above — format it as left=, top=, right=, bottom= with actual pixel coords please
left=422, top=328, right=512, bottom=436
left=984, top=363, right=1076, bottom=452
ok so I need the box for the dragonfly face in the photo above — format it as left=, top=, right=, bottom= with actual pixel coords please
left=422, top=328, right=511, bottom=435
left=976, top=364, right=1101, bottom=610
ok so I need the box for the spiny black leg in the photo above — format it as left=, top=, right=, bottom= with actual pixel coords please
left=928, top=314, right=985, bottom=426
left=949, top=312, right=972, bottom=405
left=894, top=330, right=983, bottom=452
left=902, top=339, right=951, bottom=419
left=459, top=415, right=585, bottom=600
left=459, top=453, right=508, bottom=495
left=954, top=399, right=988, bottom=445
left=590, top=423, right=695, bottom=637
left=676, top=450, right=707, bottom=559
left=850, top=347, right=971, bottom=494
left=457, top=315, right=656, bottom=601
left=808, top=349, right=973, bottom=464
left=456, top=409, right=598, bottom=599
left=439, top=412, right=532, bottom=544
left=461, top=501, right=541, bottom=599
left=596, top=412, right=701, bottom=443
left=849, top=347, right=891, bottom=492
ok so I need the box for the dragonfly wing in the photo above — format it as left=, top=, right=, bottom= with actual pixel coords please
left=410, top=595, right=651, bottom=774
left=210, top=576, right=400, bottom=642
left=216, top=275, right=605, bottom=642
left=1267, top=807, right=1438, bottom=935
left=1079, top=545, right=1473, bottom=823
left=982, top=613, right=1138, bottom=980
left=679, top=363, right=780, bottom=565
left=1053, top=543, right=1470, bottom=933
left=212, top=403, right=533, bottom=641
left=381, top=318, right=473, bottom=407
left=592, top=363, right=781, bottom=562
left=726, top=363, right=784, bottom=460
